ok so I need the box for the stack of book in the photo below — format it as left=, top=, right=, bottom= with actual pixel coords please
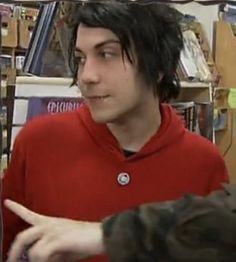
left=177, top=29, right=212, bottom=83
left=171, top=101, right=213, bottom=141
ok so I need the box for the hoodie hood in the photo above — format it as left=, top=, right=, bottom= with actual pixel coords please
left=78, top=103, right=186, bottom=161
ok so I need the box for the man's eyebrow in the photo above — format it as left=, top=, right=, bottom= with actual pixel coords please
left=95, top=39, right=120, bottom=49
left=75, top=39, right=120, bottom=53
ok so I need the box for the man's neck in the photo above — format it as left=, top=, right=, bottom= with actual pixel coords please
left=107, top=99, right=161, bottom=152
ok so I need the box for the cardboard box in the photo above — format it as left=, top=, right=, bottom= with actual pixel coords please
left=23, top=7, right=39, bottom=21
left=1, top=16, right=17, bottom=47
left=18, top=19, right=35, bottom=49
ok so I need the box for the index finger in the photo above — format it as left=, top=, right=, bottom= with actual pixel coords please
left=4, top=199, right=45, bottom=226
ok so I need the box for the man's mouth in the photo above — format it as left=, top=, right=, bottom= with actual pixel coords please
left=86, top=95, right=110, bottom=100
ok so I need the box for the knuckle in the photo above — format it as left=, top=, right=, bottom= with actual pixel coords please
left=15, top=232, right=25, bottom=243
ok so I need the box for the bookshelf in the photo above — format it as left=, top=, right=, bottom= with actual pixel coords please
left=214, top=20, right=236, bottom=182
left=0, top=4, right=39, bottom=160
left=173, top=20, right=216, bottom=142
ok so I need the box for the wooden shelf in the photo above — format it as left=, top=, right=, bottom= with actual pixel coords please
left=2, top=46, right=27, bottom=53
left=180, top=81, right=210, bottom=88
left=176, top=81, right=211, bottom=103
left=7, top=1, right=40, bottom=8
left=214, top=20, right=236, bottom=182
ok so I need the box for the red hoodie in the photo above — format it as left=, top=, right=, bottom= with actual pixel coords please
left=2, top=103, right=228, bottom=261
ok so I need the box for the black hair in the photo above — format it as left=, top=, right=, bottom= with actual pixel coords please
left=68, top=1, right=183, bottom=102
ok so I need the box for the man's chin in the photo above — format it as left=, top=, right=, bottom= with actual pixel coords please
left=91, top=113, right=113, bottom=124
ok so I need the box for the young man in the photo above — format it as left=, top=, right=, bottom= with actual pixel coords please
left=2, top=1, right=228, bottom=261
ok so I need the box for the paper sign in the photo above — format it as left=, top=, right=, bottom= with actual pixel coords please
left=228, top=89, right=236, bottom=109
left=1, top=28, right=8, bottom=36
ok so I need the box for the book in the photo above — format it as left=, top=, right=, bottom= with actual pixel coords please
left=23, top=2, right=60, bottom=76
left=26, top=96, right=83, bottom=121
left=195, top=102, right=214, bottom=141
left=213, top=108, right=228, bottom=131
left=171, top=101, right=214, bottom=141
left=171, top=101, right=196, bottom=131
left=179, top=30, right=212, bottom=82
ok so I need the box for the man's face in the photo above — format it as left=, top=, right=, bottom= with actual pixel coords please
left=75, top=24, right=151, bottom=123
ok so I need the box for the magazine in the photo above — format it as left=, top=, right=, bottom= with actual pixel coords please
left=26, top=96, right=83, bottom=121
left=11, top=76, right=81, bottom=150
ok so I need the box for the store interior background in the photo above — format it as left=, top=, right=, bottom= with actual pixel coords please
left=0, top=1, right=236, bottom=181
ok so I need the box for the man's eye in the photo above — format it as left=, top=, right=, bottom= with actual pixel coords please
left=75, top=56, right=86, bottom=65
left=100, top=51, right=115, bottom=59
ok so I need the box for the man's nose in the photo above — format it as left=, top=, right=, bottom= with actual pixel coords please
left=78, top=58, right=100, bottom=85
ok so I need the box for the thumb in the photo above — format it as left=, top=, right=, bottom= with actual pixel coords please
left=4, top=199, right=46, bottom=226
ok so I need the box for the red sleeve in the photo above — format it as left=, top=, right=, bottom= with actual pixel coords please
left=2, top=133, right=29, bottom=260
left=206, top=151, right=229, bottom=194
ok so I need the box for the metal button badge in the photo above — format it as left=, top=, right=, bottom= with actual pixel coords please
left=117, top=172, right=130, bottom=186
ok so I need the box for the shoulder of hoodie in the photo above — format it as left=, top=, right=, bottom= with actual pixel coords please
left=15, top=109, right=84, bottom=146
left=182, top=129, right=224, bottom=162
